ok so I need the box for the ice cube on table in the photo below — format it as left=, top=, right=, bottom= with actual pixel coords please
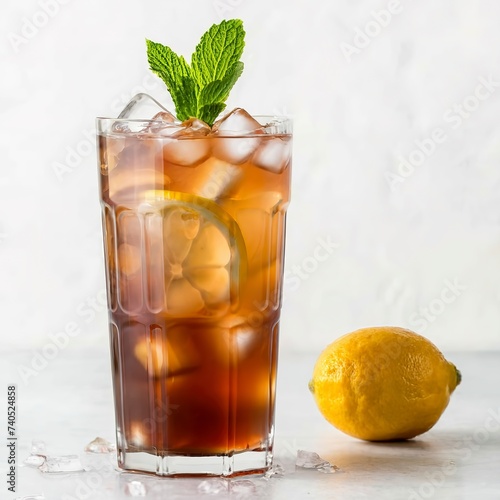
left=31, top=440, right=47, bottom=456
left=23, top=454, right=46, bottom=467
left=80, top=451, right=115, bottom=474
left=296, top=450, right=339, bottom=473
left=296, top=450, right=331, bottom=469
left=23, top=440, right=47, bottom=467
left=318, top=464, right=340, bottom=474
left=124, top=480, right=147, bottom=496
left=39, top=455, right=85, bottom=473
left=212, top=108, right=263, bottom=164
left=84, top=437, right=115, bottom=454
left=252, top=136, right=291, bottom=173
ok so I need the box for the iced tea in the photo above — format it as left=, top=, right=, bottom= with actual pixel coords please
left=97, top=106, right=291, bottom=476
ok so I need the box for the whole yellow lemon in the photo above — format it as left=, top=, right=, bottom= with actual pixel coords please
left=309, top=326, right=461, bottom=441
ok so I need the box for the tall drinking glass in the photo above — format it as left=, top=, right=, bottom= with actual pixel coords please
left=96, top=105, right=292, bottom=476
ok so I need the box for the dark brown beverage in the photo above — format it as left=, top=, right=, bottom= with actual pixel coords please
left=98, top=109, right=291, bottom=475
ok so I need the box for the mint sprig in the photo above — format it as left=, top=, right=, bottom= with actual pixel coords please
left=146, top=19, right=245, bottom=126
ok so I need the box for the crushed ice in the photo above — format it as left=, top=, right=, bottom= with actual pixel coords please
left=84, top=436, right=116, bottom=453
left=23, top=438, right=117, bottom=474
left=263, top=463, right=285, bottom=479
left=23, top=455, right=46, bottom=467
left=39, top=455, right=85, bottom=473
left=197, top=478, right=229, bottom=495
left=230, top=479, right=257, bottom=495
left=31, top=440, right=47, bottom=455
left=124, top=480, right=147, bottom=496
left=23, top=440, right=47, bottom=468
left=318, top=464, right=340, bottom=474
left=296, top=450, right=339, bottom=473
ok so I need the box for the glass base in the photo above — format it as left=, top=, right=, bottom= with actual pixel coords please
left=118, top=449, right=272, bottom=477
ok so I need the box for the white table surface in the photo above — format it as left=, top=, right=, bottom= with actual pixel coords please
left=2, top=349, right=499, bottom=499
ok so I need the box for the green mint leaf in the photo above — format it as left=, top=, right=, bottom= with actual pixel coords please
left=191, top=19, right=245, bottom=87
left=146, top=19, right=245, bottom=126
left=198, top=103, right=227, bottom=125
left=198, top=62, right=244, bottom=105
left=175, top=76, right=198, bottom=121
left=146, top=39, right=197, bottom=120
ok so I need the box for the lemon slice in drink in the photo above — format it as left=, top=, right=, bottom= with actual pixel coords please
left=142, top=190, right=247, bottom=317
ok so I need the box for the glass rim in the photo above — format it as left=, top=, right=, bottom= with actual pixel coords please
left=96, top=115, right=293, bottom=137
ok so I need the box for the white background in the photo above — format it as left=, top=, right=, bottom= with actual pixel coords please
left=2, top=0, right=500, bottom=355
